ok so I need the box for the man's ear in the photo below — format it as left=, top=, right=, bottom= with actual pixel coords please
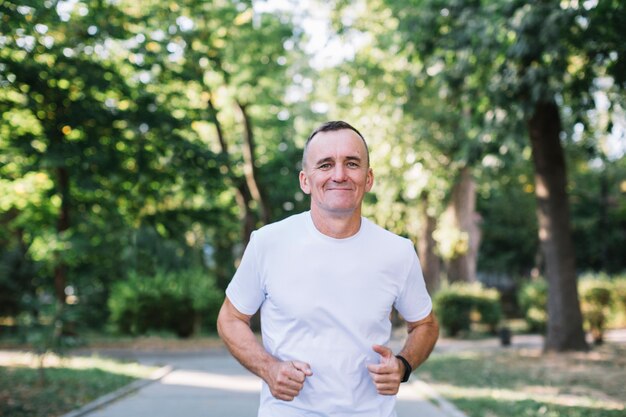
left=299, top=170, right=311, bottom=194
left=365, top=168, right=374, bottom=192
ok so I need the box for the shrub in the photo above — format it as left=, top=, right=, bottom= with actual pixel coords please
left=108, top=268, right=223, bottom=338
left=434, top=283, right=502, bottom=337
left=519, top=274, right=626, bottom=338
left=612, top=276, right=626, bottom=327
left=578, top=273, right=615, bottom=345
left=474, top=296, right=502, bottom=333
left=434, top=289, right=473, bottom=336
left=518, top=280, right=548, bottom=333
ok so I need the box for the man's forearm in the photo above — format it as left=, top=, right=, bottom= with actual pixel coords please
left=217, top=298, right=312, bottom=401
left=398, top=311, right=439, bottom=370
left=217, top=300, right=277, bottom=382
left=367, top=312, right=438, bottom=394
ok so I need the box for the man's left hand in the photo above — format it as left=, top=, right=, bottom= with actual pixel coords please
left=366, top=344, right=404, bottom=395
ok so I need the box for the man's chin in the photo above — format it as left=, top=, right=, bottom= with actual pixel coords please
left=323, top=205, right=359, bottom=215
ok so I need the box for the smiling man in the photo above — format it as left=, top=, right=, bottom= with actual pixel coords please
left=217, top=121, right=439, bottom=417
left=300, top=125, right=373, bottom=237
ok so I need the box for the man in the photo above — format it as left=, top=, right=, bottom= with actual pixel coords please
left=217, top=121, right=439, bottom=417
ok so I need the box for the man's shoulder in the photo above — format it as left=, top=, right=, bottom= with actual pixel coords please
left=254, top=211, right=308, bottom=239
left=362, top=217, right=411, bottom=244
left=363, top=217, right=409, bottom=242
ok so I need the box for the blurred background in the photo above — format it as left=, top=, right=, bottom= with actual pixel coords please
left=0, top=1, right=625, bottom=414
left=0, top=0, right=626, bottom=417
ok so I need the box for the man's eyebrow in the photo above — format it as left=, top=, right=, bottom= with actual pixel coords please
left=314, top=157, right=334, bottom=166
left=314, top=155, right=362, bottom=166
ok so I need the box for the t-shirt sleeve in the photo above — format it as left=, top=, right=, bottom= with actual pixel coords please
left=394, top=244, right=433, bottom=322
left=225, top=232, right=266, bottom=316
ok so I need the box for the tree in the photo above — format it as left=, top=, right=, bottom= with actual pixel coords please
left=0, top=0, right=306, bottom=337
left=1, top=0, right=137, bottom=306
left=315, top=0, right=499, bottom=286
left=375, top=0, right=626, bottom=350
left=128, top=0, right=301, bottom=251
left=0, top=0, right=227, bottom=327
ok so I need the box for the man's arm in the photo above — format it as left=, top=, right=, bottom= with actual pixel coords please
left=217, top=297, right=312, bottom=401
left=367, top=311, right=439, bottom=395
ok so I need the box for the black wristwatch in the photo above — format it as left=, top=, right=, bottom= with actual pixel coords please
left=395, top=354, right=412, bottom=383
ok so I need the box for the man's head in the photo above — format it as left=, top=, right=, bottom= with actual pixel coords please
left=299, top=121, right=373, bottom=217
left=302, top=121, right=370, bottom=169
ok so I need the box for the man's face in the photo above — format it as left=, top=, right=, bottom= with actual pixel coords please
left=299, top=129, right=373, bottom=216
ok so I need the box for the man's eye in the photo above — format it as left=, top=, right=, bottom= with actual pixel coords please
left=319, top=163, right=331, bottom=169
left=347, top=162, right=359, bottom=168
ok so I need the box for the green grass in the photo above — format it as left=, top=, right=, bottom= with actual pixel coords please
left=449, top=398, right=623, bottom=417
left=417, top=342, right=626, bottom=417
left=0, top=354, right=157, bottom=417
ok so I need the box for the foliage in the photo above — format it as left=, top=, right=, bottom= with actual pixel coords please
left=0, top=0, right=300, bottom=329
left=326, top=0, right=626, bottom=286
left=108, top=268, right=223, bottom=338
left=433, top=283, right=502, bottom=336
left=579, top=273, right=615, bottom=345
left=303, top=1, right=458, bottom=253
left=518, top=280, right=549, bottom=333
left=367, top=0, right=626, bottom=349
left=16, top=301, right=80, bottom=349
left=0, top=0, right=226, bottom=315
left=520, top=274, right=626, bottom=335
left=433, top=289, right=473, bottom=336
left=13, top=295, right=85, bottom=384
left=569, top=155, right=626, bottom=274
left=0, top=0, right=625, bottom=346
left=476, top=161, right=538, bottom=275
left=613, top=276, right=626, bottom=326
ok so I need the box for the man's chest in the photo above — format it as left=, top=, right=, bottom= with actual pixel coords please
left=260, top=245, right=403, bottom=332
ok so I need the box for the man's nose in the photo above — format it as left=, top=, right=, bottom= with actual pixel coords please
left=332, top=165, right=348, bottom=181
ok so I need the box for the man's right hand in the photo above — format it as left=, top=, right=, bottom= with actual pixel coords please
left=266, top=360, right=313, bottom=401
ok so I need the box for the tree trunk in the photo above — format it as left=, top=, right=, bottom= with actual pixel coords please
left=53, top=166, right=70, bottom=304
left=235, top=181, right=257, bottom=249
left=598, top=172, right=609, bottom=270
left=527, top=100, right=587, bottom=352
left=208, top=96, right=257, bottom=247
left=236, top=101, right=272, bottom=225
left=446, top=166, right=481, bottom=283
left=417, top=193, right=441, bottom=293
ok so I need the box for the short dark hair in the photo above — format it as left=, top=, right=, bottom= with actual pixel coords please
left=302, top=121, right=370, bottom=168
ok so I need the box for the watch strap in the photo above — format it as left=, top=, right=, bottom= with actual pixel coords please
left=395, top=354, right=412, bottom=383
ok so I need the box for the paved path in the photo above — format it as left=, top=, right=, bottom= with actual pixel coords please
left=61, top=328, right=626, bottom=417
left=70, top=348, right=465, bottom=417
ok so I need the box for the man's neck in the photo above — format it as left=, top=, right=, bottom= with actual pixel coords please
left=309, top=207, right=362, bottom=239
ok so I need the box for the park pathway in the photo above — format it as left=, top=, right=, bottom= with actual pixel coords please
left=66, top=347, right=466, bottom=417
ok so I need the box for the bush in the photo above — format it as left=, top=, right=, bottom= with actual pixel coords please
left=518, top=280, right=548, bottom=333
left=434, top=283, right=502, bottom=337
left=612, top=276, right=626, bottom=327
left=474, top=296, right=502, bottom=333
left=519, top=274, right=626, bottom=338
left=434, top=290, right=473, bottom=336
left=578, top=275, right=613, bottom=345
left=108, top=268, right=223, bottom=338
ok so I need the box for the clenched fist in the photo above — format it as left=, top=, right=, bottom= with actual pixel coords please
left=266, top=360, right=313, bottom=401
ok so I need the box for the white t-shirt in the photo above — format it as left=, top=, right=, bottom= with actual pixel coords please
left=226, top=211, right=432, bottom=417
